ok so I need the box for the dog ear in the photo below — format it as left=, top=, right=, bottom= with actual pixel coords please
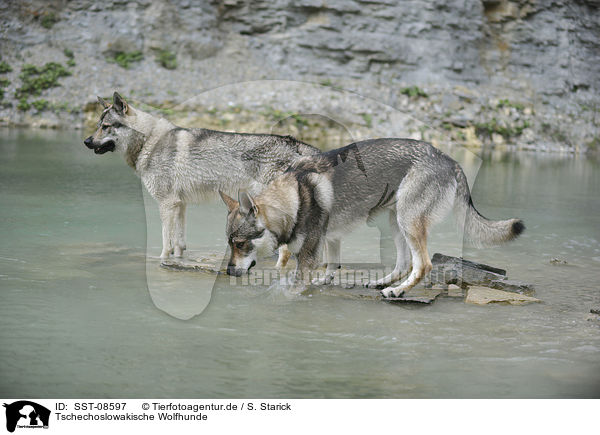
left=238, top=191, right=258, bottom=216
left=97, top=96, right=110, bottom=109
left=219, top=191, right=238, bottom=213
left=113, top=92, right=129, bottom=115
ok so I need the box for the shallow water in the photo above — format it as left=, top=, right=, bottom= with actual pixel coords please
left=0, top=129, right=599, bottom=398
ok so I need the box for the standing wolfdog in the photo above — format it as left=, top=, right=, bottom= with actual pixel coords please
left=220, top=138, right=524, bottom=297
left=84, top=92, right=319, bottom=260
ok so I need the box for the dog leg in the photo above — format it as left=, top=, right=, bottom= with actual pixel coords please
left=159, top=204, right=174, bottom=259
left=312, top=238, right=340, bottom=285
left=366, top=212, right=412, bottom=288
left=290, top=230, right=324, bottom=293
left=381, top=218, right=432, bottom=298
left=275, top=245, right=291, bottom=269
left=173, top=202, right=186, bottom=258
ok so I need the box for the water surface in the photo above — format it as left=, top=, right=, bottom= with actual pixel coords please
left=0, top=129, right=598, bottom=398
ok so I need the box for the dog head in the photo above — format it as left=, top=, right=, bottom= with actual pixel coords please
left=84, top=92, right=143, bottom=156
left=219, top=191, right=278, bottom=276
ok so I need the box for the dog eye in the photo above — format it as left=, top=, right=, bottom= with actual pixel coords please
left=102, top=124, right=110, bottom=130
left=234, top=241, right=245, bottom=249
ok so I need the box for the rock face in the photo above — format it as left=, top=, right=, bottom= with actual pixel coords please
left=1, top=0, right=598, bottom=150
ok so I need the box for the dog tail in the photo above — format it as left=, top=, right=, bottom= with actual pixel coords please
left=453, top=164, right=524, bottom=247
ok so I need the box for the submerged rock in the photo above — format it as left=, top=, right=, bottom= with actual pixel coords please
left=158, top=251, right=536, bottom=307
left=384, top=288, right=443, bottom=304
left=465, top=286, right=541, bottom=306
left=550, top=258, right=569, bottom=265
left=159, top=252, right=226, bottom=274
left=587, top=309, right=600, bottom=323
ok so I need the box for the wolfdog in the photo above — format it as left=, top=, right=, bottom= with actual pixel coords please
left=84, top=92, right=319, bottom=260
left=220, top=138, right=524, bottom=297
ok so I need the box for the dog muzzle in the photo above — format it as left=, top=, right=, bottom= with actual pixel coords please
left=84, top=136, right=115, bottom=154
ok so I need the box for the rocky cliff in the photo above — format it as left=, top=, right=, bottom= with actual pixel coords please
left=0, top=0, right=598, bottom=152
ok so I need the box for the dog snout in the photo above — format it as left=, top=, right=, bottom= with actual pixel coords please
left=227, top=264, right=242, bottom=277
left=84, top=136, right=94, bottom=149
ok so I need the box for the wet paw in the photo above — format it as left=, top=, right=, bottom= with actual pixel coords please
left=380, top=286, right=403, bottom=298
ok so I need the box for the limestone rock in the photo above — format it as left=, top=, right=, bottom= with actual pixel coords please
left=429, top=253, right=507, bottom=287
left=489, top=279, right=535, bottom=295
left=466, top=286, right=541, bottom=306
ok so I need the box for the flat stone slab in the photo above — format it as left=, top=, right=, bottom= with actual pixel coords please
left=383, top=288, right=442, bottom=304
left=465, top=286, right=541, bottom=306
left=159, top=252, right=226, bottom=274
left=488, top=279, right=535, bottom=295
left=156, top=252, right=535, bottom=307
left=429, top=253, right=507, bottom=287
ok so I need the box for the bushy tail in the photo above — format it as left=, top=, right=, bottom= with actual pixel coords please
left=453, top=164, right=524, bottom=247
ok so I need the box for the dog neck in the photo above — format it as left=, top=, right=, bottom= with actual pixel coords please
left=125, top=108, right=174, bottom=170
left=255, top=175, right=300, bottom=246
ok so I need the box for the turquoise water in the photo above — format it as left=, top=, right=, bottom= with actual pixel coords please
left=0, top=129, right=599, bottom=398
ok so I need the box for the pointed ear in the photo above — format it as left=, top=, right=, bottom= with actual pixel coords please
left=113, top=92, right=129, bottom=115
left=97, top=96, right=110, bottom=109
left=238, top=191, right=258, bottom=216
left=219, top=191, right=238, bottom=213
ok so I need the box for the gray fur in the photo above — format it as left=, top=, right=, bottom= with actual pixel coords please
left=223, top=138, right=524, bottom=295
left=84, top=92, right=319, bottom=259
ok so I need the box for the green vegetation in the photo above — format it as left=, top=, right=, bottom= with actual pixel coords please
left=262, top=107, right=310, bottom=128
left=497, top=99, right=524, bottom=111
left=32, top=99, right=49, bottom=111
left=63, top=49, right=75, bottom=66
left=320, top=79, right=333, bottom=87
left=40, top=12, right=59, bottom=29
left=15, top=62, right=71, bottom=99
left=155, top=49, right=177, bottom=70
left=0, top=61, right=12, bottom=73
left=400, top=86, right=428, bottom=99
left=475, top=118, right=530, bottom=139
left=12, top=61, right=73, bottom=110
left=107, top=51, right=144, bottom=69
left=17, top=98, right=30, bottom=111
left=361, top=113, right=373, bottom=128
left=49, top=101, right=79, bottom=114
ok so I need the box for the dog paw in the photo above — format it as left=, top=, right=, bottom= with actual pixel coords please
left=380, top=286, right=403, bottom=298
left=364, top=280, right=385, bottom=289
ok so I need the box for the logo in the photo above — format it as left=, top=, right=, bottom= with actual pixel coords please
left=3, top=401, right=50, bottom=433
